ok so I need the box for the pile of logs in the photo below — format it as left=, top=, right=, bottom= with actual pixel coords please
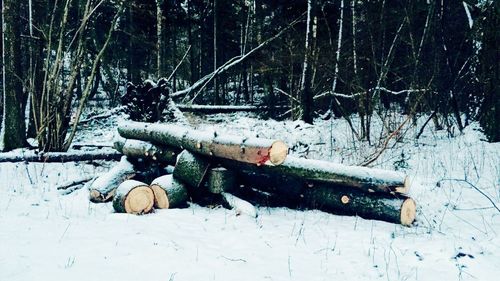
left=89, top=121, right=416, bottom=226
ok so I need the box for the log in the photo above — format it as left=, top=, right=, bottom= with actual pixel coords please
left=207, top=167, right=235, bottom=194
left=89, top=156, right=136, bottom=203
left=117, top=121, right=288, bottom=165
left=114, top=138, right=179, bottom=164
left=302, top=183, right=416, bottom=226
left=218, top=156, right=409, bottom=194
left=221, top=192, right=258, bottom=218
left=113, top=180, right=155, bottom=214
left=173, top=150, right=211, bottom=188
left=150, top=174, right=189, bottom=209
left=176, top=104, right=289, bottom=114
left=0, top=149, right=122, bottom=163
left=227, top=169, right=416, bottom=225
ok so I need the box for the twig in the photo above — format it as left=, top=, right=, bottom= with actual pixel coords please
left=438, top=178, right=500, bottom=213
left=56, top=177, right=94, bottom=190
left=359, top=115, right=411, bottom=166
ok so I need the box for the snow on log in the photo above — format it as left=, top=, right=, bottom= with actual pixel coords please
left=150, top=174, right=189, bottom=209
left=176, top=104, right=289, bottom=114
left=114, top=138, right=179, bottom=164
left=207, top=167, right=235, bottom=194
left=117, top=121, right=288, bottom=165
left=218, top=156, right=409, bottom=194
left=302, top=183, right=416, bottom=226
left=113, top=180, right=155, bottom=214
left=89, top=156, right=136, bottom=203
left=0, top=149, right=122, bottom=163
left=173, top=150, right=211, bottom=188
left=221, top=192, right=258, bottom=218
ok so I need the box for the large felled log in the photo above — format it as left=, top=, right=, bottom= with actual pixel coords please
left=114, top=138, right=179, bottom=164
left=89, top=156, right=136, bottom=203
left=302, top=183, right=416, bottom=226
left=117, top=121, right=288, bottom=165
left=231, top=169, right=416, bottom=225
left=218, top=156, right=409, bottom=194
left=150, top=175, right=189, bottom=209
left=0, top=149, right=122, bottom=163
left=173, top=150, right=211, bottom=188
left=113, top=180, right=155, bottom=214
left=176, top=104, right=289, bottom=114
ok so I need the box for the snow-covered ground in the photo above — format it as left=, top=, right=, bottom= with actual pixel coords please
left=1, top=112, right=499, bottom=281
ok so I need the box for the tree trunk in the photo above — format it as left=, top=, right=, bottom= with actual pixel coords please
left=150, top=174, right=189, bottom=209
left=118, top=121, right=288, bottom=165
left=112, top=179, right=154, bottom=214
left=296, top=0, right=315, bottom=124
left=156, top=0, right=166, bottom=78
left=114, top=138, right=179, bottom=165
left=88, top=156, right=136, bottom=203
left=0, top=0, right=25, bottom=151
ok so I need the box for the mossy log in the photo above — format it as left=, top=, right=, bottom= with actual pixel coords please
left=113, top=180, right=155, bottom=214
left=207, top=167, right=236, bottom=194
left=150, top=174, right=189, bottom=209
left=117, top=121, right=288, bottom=165
left=173, top=150, right=211, bottom=188
left=114, top=138, right=179, bottom=164
left=89, top=156, right=136, bottom=203
left=302, top=183, right=416, bottom=226
left=229, top=169, right=416, bottom=226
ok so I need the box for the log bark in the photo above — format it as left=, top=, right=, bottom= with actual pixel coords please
left=113, top=179, right=155, bottom=214
left=150, top=174, right=189, bottom=209
left=173, top=150, right=211, bottom=188
left=89, top=156, right=136, bottom=203
left=207, top=167, right=235, bottom=194
left=0, top=149, right=122, bottom=163
left=218, top=156, right=409, bottom=194
left=302, top=183, right=416, bottom=226
left=118, top=121, right=288, bottom=165
left=114, top=138, right=179, bottom=164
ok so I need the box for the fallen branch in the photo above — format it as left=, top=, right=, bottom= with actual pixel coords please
left=0, top=149, right=122, bottom=163
left=171, top=13, right=305, bottom=99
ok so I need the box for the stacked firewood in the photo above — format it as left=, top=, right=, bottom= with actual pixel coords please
left=89, top=121, right=416, bottom=226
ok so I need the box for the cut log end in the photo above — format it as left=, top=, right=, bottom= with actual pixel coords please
left=400, top=198, right=416, bottom=226
left=124, top=185, right=155, bottom=214
left=113, top=180, right=155, bottom=214
left=395, top=177, right=411, bottom=194
left=269, top=141, right=288, bottom=165
left=151, top=184, right=170, bottom=209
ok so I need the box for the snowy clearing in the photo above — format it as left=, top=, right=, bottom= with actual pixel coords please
left=1, top=113, right=499, bottom=281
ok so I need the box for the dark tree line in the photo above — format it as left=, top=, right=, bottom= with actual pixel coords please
left=0, top=0, right=498, bottom=153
